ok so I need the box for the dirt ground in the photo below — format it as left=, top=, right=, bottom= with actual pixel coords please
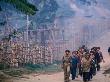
left=13, top=54, right=110, bottom=82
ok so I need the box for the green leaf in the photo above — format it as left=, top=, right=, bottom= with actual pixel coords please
left=0, top=0, right=38, bottom=15
left=0, top=21, right=7, bottom=26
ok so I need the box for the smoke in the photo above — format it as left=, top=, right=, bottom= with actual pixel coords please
left=55, top=0, right=110, bottom=50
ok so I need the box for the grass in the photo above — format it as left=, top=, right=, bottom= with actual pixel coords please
left=0, top=63, right=62, bottom=82
left=2, top=68, right=33, bottom=77
left=25, top=63, right=62, bottom=73
left=0, top=71, right=12, bottom=82
left=0, top=63, right=62, bottom=77
left=43, top=64, right=62, bottom=72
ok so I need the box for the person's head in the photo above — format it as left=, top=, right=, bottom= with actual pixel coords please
left=90, top=51, right=94, bottom=57
left=82, top=45, right=85, bottom=48
left=81, top=48, right=84, bottom=53
left=72, top=51, right=78, bottom=56
left=97, top=47, right=100, bottom=52
left=76, top=51, right=78, bottom=54
left=65, top=50, right=70, bottom=55
left=90, top=51, right=93, bottom=54
left=84, top=52, right=90, bottom=58
left=79, top=48, right=82, bottom=52
left=91, top=47, right=96, bottom=52
left=72, top=51, right=75, bottom=55
left=85, top=54, right=90, bottom=60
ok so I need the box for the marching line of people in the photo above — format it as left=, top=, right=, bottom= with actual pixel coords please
left=62, top=46, right=105, bottom=82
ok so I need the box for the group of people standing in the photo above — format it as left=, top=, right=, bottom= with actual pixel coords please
left=62, top=46, right=105, bottom=82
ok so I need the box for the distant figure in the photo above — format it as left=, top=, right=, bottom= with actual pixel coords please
left=81, top=53, right=91, bottom=82
left=108, top=47, right=110, bottom=55
left=94, top=47, right=104, bottom=71
left=62, top=50, right=72, bottom=82
left=81, top=45, right=88, bottom=52
left=88, top=51, right=96, bottom=81
left=71, top=51, right=79, bottom=80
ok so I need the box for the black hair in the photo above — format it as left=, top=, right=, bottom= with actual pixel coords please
left=65, top=50, right=70, bottom=53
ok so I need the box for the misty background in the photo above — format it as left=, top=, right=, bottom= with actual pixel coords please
left=0, top=0, right=110, bottom=53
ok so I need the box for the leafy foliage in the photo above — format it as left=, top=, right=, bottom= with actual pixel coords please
left=0, top=0, right=38, bottom=15
left=0, top=21, right=6, bottom=26
left=2, top=30, right=18, bottom=41
left=36, top=0, right=59, bottom=25
left=2, top=68, right=32, bottom=77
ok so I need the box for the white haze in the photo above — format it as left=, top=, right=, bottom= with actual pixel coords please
left=55, top=0, right=110, bottom=50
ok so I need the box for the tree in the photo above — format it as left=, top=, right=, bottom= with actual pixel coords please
left=0, top=0, right=38, bottom=15
left=35, top=0, right=58, bottom=25
left=0, top=0, right=37, bottom=68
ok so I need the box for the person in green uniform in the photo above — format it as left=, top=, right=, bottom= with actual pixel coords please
left=62, top=50, right=72, bottom=82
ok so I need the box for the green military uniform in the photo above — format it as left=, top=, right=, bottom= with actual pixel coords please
left=62, top=55, right=71, bottom=82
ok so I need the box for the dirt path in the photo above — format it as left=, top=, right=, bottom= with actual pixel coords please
left=13, top=29, right=110, bottom=82
left=13, top=55, right=110, bottom=82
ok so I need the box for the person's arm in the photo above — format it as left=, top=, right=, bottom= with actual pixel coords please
left=70, top=56, right=72, bottom=67
left=61, top=56, right=64, bottom=69
left=100, top=52, right=105, bottom=63
left=77, top=57, right=80, bottom=67
left=81, top=58, right=84, bottom=67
